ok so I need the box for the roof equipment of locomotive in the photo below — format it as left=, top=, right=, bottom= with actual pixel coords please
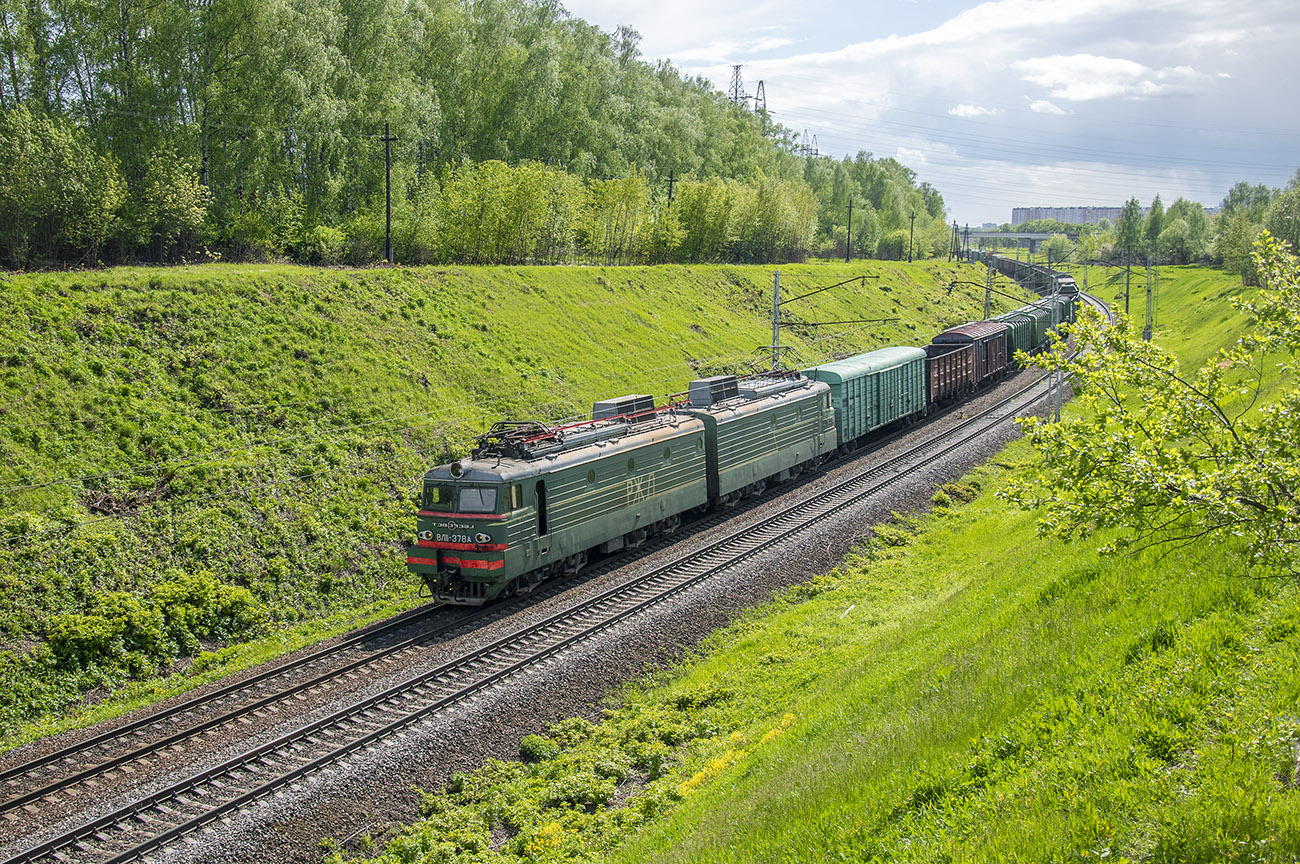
left=679, top=372, right=837, bottom=502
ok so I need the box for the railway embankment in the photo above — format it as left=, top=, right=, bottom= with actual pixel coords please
left=332, top=264, right=1300, bottom=863
left=0, top=260, right=996, bottom=750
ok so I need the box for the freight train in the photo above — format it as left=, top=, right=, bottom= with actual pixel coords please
left=968, top=250, right=1078, bottom=296
left=407, top=292, right=1077, bottom=605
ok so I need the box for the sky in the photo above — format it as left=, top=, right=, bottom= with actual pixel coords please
left=561, top=0, right=1300, bottom=226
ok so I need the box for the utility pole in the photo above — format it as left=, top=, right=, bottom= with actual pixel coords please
left=754, top=80, right=766, bottom=114
left=964, top=224, right=969, bottom=261
left=907, top=212, right=915, bottom=263
left=1051, top=298, right=1062, bottom=422
left=983, top=259, right=994, bottom=320
left=382, top=121, right=398, bottom=264
left=1125, top=252, right=1131, bottom=315
left=770, top=271, right=781, bottom=370
left=846, top=200, right=852, bottom=264
left=1143, top=263, right=1155, bottom=341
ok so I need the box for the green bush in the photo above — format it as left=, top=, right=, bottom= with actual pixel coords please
left=297, top=225, right=347, bottom=265
left=46, top=592, right=166, bottom=673
left=520, top=734, right=561, bottom=762
left=154, top=569, right=267, bottom=652
left=541, top=771, right=616, bottom=808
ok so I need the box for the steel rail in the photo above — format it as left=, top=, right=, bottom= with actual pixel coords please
left=0, top=601, right=442, bottom=789
left=0, top=513, right=722, bottom=818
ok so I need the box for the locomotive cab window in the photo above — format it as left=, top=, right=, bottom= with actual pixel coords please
left=510, top=484, right=522, bottom=509
left=458, top=486, right=498, bottom=513
left=423, top=485, right=456, bottom=511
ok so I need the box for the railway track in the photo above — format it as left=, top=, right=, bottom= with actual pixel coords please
left=4, top=292, right=1108, bottom=864
left=0, top=503, right=750, bottom=832
left=1, top=298, right=1098, bottom=864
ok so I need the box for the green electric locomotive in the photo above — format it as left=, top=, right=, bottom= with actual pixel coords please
left=408, top=374, right=838, bottom=605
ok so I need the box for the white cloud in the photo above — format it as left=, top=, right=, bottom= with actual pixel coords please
left=563, top=0, right=1300, bottom=225
left=1028, top=100, right=1066, bottom=115
left=1012, top=54, right=1213, bottom=101
left=896, top=146, right=929, bottom=165
left=673, top=36, right=797, bottom=63
left=949, top=104, right=998, bottom=117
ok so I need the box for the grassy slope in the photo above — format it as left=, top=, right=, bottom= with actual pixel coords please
left=0, top=260, right=995, bottom=749
left=349, top=265, right=1300, bottom=863
left=609, top=265, right=1300, bottom=862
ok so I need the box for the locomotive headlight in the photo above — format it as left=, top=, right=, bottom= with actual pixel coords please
left=418, top=530, right=433, bottom=541
left=474, top=532, right=491, bottom=544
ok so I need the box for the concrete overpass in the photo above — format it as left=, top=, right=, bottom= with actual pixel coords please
left=965, top=230, right=1081, bottom=253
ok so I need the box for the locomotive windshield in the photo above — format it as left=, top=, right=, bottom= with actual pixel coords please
left=423, top=484, right=456, bottom=511
left=458, top=486, right=498, bottom=513
left=422, top=484, right=498, bottom=513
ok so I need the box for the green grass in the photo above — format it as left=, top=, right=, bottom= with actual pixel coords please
left=0, top=259, right=994, bottom=750
left=345, top=453, right=1300, bottom=864
left=339, top=264, right=1300, bottom=863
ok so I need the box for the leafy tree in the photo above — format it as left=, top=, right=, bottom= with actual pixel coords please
left=0, top=106, right=124, bottom=266
left=1161, top=197, right=1210, bottom=264
left=1217, top=211, right=1262, bottom=285
left=1264, top=185, right=1300, bottom=253
left=134, top=146, right=211, bottom=259
left=1220, top=181, right=1273, bottom=222
left=1004, top=232, right=1300, bottom=569
left=851, top=199, right=880, bottom=259
left=1115, top=197, right=1144, bottom=262
left=1144, top=194, right=1164, bottom=261
left=1041, top=233, right=1073, bottom=265
left=672, top=177, right=736, bottom=263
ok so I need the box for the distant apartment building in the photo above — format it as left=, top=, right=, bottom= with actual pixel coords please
left=1011, top=206, right=1123, bottom=226
left=1012, top=204, right=1220, bottom=226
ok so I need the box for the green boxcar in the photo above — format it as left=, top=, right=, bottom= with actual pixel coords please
left=991, top=310, right=1036, bottom=360
left=1030, top=297, right=1072, bottom=336
left=1020, top=304, right=1053, bottom=349
left=682, top=375, right=837, bottom=504
left=802, top=347, right=927, bottom=446
left=409, top=404, right=708, bottom=604
left=1050, top=294, right=1076, bottom=324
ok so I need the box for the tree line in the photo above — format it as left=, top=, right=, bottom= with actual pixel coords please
left=1109, top=178, right=1300, bottom=283
left=0, top=0, right=950, bottom=269
left=974, top=172, right=1300, bottom=284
